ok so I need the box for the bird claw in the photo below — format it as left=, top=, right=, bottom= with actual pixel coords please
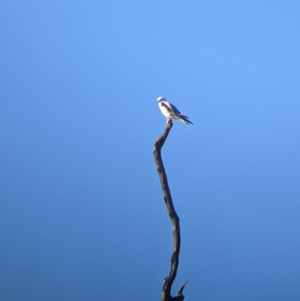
left=166, top=118, right=173, bottom=125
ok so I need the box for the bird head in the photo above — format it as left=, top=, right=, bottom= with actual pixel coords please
left=157, top=96, right=166, bottom=102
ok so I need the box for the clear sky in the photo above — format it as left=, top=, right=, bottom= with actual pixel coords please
left=1, top=1, right=300, bottom=300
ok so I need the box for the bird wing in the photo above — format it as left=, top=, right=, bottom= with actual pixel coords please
left=163, top=101, right=181, bottom=115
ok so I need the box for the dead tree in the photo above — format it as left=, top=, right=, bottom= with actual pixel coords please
left=153, top=119, right=188, bottom=301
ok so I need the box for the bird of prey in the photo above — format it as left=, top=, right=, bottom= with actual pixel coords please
left=157, top=96, right=193, bottom=124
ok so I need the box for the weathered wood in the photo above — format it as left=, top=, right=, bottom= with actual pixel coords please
left=153, top=119, right=188, bottom=301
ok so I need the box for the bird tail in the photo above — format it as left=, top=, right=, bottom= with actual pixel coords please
left=179, top=114, right=193, bottom=125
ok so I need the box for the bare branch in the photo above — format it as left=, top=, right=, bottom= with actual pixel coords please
left=153, top=119, right=188, bottom=301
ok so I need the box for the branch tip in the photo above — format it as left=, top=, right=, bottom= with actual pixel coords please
left=177, top=280, right=188, bottom=296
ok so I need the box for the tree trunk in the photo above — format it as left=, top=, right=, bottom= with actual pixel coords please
left=153, top=119, right=188, bottom=301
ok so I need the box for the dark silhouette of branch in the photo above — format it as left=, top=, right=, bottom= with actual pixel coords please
left=153, top=119, right=188, bottom=301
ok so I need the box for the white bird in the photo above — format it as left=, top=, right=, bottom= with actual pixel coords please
left=157, top=96, right=193, bottom=125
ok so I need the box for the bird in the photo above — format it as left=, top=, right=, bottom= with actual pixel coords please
left=157, top=96, right=193, bottom=125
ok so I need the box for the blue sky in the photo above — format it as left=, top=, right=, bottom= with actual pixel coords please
left=1, top=1, right=300, bottom=300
